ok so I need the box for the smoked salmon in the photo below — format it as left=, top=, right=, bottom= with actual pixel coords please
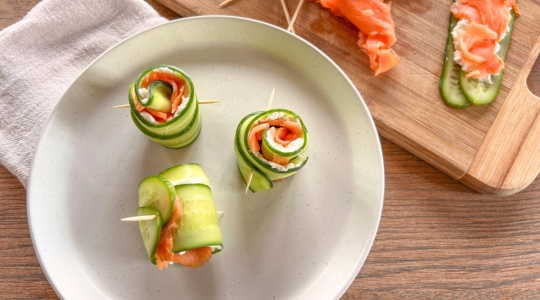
left=234, top=109, right=309, bottom=193
left=450, top=0, right=520, bottom=81
left=248, top=118, right=305, bottom=165
left=155, top=198, right=216, bottom=270
left=136, top=164, right=224, bottom=270
left=128, top=65, right=202, bottom=149
left=317, top=0, right=400, bottom=75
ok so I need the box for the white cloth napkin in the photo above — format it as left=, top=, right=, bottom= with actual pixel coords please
left=0, top=0, right=168, bottom=187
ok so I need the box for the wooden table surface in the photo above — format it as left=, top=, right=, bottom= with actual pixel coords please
left=2, top=1, right=540, bottom=299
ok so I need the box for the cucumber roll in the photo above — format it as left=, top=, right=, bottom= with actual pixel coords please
left=135, top=164, right=223, bottom=270
left=234, top=109, right=309, bottom=193
left=128, top=65, right=201, bottom=148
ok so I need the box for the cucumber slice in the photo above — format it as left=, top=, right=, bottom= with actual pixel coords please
left=144, top=81, right=172, bottom=112
left=458, top=10, right=516, bottom=105
left=138, top=176, right=176, bottom=224
left=128, top=65, right=201, bottom=148
left=159, top=163, right=211, bottom=186
left=130, top=102, right=202, bottom=149
left=136, top=207, right=162, bottom=264
left=260, top=127, right=305, bottom=161
left=172, top=184, right=223, bottom=254
left=439, top=15, right=470, bottom=108
left=235, top=109, right=309, bottom=182
left=134, top=65, right=191, bottom=111
left=234, top=134, right=273, bottom=192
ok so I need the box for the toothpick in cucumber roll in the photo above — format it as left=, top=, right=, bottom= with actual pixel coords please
left=136, top=164, right=223, bottom=269
left=234, top=109, right=309, bottom=193
left=128, top=65, right=202, bottom=148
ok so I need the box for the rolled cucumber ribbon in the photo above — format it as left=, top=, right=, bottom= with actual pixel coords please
left=137, top=163, right=223, bottom=268
left=157, top=164, right=223, bottom=255
left=234, top=109, right=309, bottom=193
left=128, top=65, right=201, bottom=148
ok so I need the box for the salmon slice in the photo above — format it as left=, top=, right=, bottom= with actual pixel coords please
left=146, top=107, right=170, bottom=122
left=131, top=86, right=146, bottom=112
left=137, top=70, right=188, bottom=122
left=247, top=119, right=304, bottom=164
left=270, top=154, right=291, bottom=165
left=171, top=247, right=213, bottom=268
left=248, top=123, right=270, bottom=152
left=450, top=0, right=519, bottom=80
left=155, top=197, right=183, bottom=270
left=318, top=0, right=400, bottom=75
left=266, top=120, right=303, bottom=135
left=274, top=127, right=291, bottom=146
left=155, top=197, right=212, bottom=270
left=451, top=0, right=519, bottom=39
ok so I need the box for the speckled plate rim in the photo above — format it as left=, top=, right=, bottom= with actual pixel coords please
left=27, top=15, right=385, bottom=299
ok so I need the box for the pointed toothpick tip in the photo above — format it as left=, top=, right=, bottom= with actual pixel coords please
left=219, top=0, right=236, bottom=7
left=267, top=88, right=275, bottom=111
left=113, top=104, right=130, bottom=108
left=245, top=169, right=254, bottom=194
left=198, top=99, right=223, bottom=104
left=121, top=215, right=157, bottom=222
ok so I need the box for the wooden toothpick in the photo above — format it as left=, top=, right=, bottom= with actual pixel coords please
left=113, top=104, right=130, bottom=108
left=113, top=99, right=222, bottom=108
left=219, top=0, right=237, bottom=7
left=287, top=0, right=305, bottom=32
left=267, top=88, right=275, bottom=111
left=121, top=215, right=157, bottom=221
left=198, top=99, right=223, bottom=104
left=280, top=0, right=296, bottom=34
left=245, top=170, right=254, bottom=194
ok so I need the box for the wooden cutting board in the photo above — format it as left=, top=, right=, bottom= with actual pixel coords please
left=156, top=0, right=540, bottom=195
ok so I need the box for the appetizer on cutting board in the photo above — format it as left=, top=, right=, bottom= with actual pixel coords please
left=316, top=0, right=400, bottom=75
left=439, top=0, right=520, bottom=107
left=132, top=164, right=223, bottom=270
left=234, top=108, right=309, bottom=193
left=128, top=65, right=202, bottom=148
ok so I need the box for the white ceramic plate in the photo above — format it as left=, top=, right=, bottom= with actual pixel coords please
left=28, top=16, right=384, bottom=300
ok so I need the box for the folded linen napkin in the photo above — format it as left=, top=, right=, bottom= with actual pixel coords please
left=0, top=0, right=168, bottom=187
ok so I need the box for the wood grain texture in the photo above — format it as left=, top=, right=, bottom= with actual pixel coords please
left=157, top=0, right=540, bottom=195
left=463, top=38, right=540, bottom=194
left=1, top=0, right=540, bottom=299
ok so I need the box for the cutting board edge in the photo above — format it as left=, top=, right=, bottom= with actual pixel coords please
left=376, top=124, right=468, bottom=180
left=458, top=36, right=540, bottom=196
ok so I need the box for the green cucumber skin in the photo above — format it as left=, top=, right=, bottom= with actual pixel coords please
left=130, top=99, right=202, bottom=149
left=129, top=84, right=198, bottom=135
left=261, top=127, right=307, bottom=159
left=137, top=207, right=162, bottom=265
left=159, top=163, right=211, bottom=187
left=458, top=10, right=515, bottom=105
left=144, top=80, right=172, bottom=112
left=236, top=109, right=309, bottom=181
left=234, top=113, right=273, bottom=193
left=234, top=135, right=273, bottom=193
left=133, top=65, right=192, bottom=122
left=440, top=7, right=516, bottom=107
left=138, top=176, right=176, bottom=224
left=128, top=65, right=196, bottom=129
left=439, top=15, right=470, bottom=108
left=132, top=106, right=202, bottom=149
left=171, top=184, right=223, bottom=253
